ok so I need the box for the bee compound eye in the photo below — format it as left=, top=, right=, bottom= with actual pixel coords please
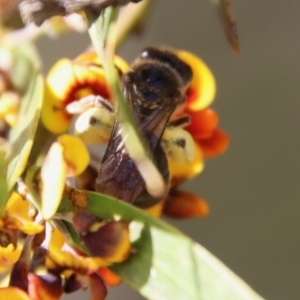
left=140, top=67, right=169, bottom=90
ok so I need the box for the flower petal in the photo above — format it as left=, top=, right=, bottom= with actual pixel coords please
left=185, top=108, right=219, bottom=139
left=49, top=228, right=65, bottom=253
left=0, top=91, right=20, bottom=127
left=0, top=244, right=21, bottom=273
left=28, top=272, right=63, bottom=300
left=74, top=52, right=129, bottom=74
left=41, top=141, right=67, bottom=220
left=73, top=211, right=131, bottom=264
left=88, top=273, right=107, bottom=300
left=57, top=134, right=90, bottom=176
left=0, top=287, right=31, bottom=300
left=98, top=267, right=121, bottom=287
left=46, top=250, right=105, bottom=273
left=64, top=273, right=87, bottom=293
left=42, top=59, right=78, bottom=134
left=163, top=190, right=209, bottom=219
left=198, top=128, right=230, bottom=157
left=18, top=222, right=44, bottom=235
left=9, top=236, right=34, bottom=292
left=5, top=192, right=29, bottom=220
left=177, top=51, right=216, bottom=111
left=143, top=201, right=164, bottom=218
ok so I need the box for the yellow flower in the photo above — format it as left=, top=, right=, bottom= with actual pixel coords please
left=41, top=52, right=128, bottom=134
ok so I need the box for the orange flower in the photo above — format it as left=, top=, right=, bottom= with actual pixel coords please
left=178, top=50, right=229, bottom=159
left=161, top=50, right=229, bottom=219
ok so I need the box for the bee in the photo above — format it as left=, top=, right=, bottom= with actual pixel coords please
left=95, top=47, right=193, bottom=207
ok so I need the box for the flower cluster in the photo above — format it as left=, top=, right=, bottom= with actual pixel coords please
left=40, top=49, right=229, bottom=218
left=0, top=209, right=130, bottom=300
left=0, top=47, right=229, bottom=299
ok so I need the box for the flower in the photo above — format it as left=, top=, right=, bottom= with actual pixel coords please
left=0, top=192, right=44, bottom=279
left=41, top=134, right=90, bottom=220
left=41, top=52, right=128, bottom=134
left=152, top=50, right=229, bottom=219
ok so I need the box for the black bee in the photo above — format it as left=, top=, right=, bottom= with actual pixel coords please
left=96, top=47, right=192, bottom=207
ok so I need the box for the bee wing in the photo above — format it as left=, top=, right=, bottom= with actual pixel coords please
left=96, top=82, right=179, bottom=205
left=96, top=121, right=146, bottom=204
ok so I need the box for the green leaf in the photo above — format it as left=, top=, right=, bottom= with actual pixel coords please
left=9, top=43, right=41, bottom=93
left=59, top=192, right=263, bottom=300
left=0, top=151, right=8, bottom=214
left=5, top=44, right=43, bottom=192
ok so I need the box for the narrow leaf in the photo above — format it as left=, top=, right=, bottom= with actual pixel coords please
left=0, top=151, right=8, bottom=214
left=5, top=44, right=43, bottom=192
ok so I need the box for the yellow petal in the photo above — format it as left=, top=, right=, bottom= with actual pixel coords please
left=6, top=192, right=29, bottom=220
left=73, top=212, right=131, bottom=264
left=57, top=134, right=90, bottom=176
left=49, top=228, right=65, bottom=252
left=143, top=201, right=164, bottom=218
left=0, top=244, right=21, bottom=273
left=113, top=55, right=130, bottom=73
left=18, top=222, right=44, bottom=235
left=41, top=59, right=76, bottom=134
left=0, top=91, right=20, bottom=127
left=41, top=142, right=67, bottom=220
left=46, top=250, right=106, bottom=273
left=177, top=51, right=216, bottom=111
left=0, top=287, right=31, bottom=300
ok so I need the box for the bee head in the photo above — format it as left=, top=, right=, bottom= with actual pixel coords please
left=140, top=47, right=192, bottom=86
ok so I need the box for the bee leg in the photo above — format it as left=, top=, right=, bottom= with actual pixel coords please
left=168, top=115, right=191, bottom=127
left=161, top=126, right=195, bottom=164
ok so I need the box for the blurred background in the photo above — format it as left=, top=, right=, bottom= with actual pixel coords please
left=35, top=1, right=300, bottom=299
